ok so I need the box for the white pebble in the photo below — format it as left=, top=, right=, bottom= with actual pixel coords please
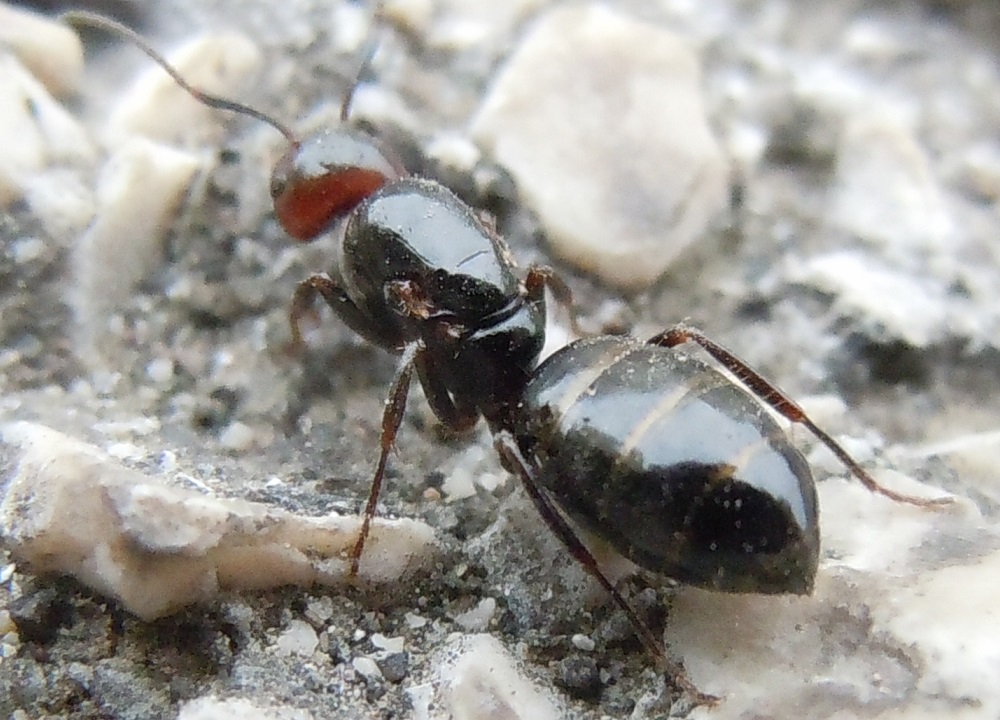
left=472, top=5, right=729, bottom=290
left=72, top=137, right=202, bottom=361
left=105, top=32, right=263, bottom=147
left=371, top=632, right=405, bottom=653
left=352, top=655, right=384, bottom=681
left=219, top=422, right=255, bottom=453
left=146, top=357, right=175, bottom=384
left=405, top=611, right=428, bottom=629
left=274, top=620, right=319, bottom=657
left=0, top=5, right=83, bottom=96
left=0, top=55, right=95, bottom=205
left=453, top=597, right=496, bottom=632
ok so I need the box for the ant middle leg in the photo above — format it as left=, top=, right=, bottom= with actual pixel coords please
left=415, top=353, right=479, bottom=434
left=648, top=323, right=951, bottom=508
left=493, top=431, right=720, bottom=708
left=524, top=265, right=586, bottom=337
left=349, top=341, right=420, bottom=577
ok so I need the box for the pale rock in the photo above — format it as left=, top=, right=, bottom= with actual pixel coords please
left=425, top=0, right=543, bottom=51
left=303, top=596, right=334, bottom=626
left=405, top=611, right=428, bottom=629
left=472, top=3, right=729, bottom=291
left=667, top=477, right=986, bottom=719
left=178, top=696, right=313, bottom=720
left=0, top=54, right=96, bottom=205
left=105, top=32, right=263, bottom=148
left=352, top=655, right=383, bottom=680
left=219, top=422, right=256, bottom=453
left=20, top=168, right=97, bottom=242
left=0, top=422, right=438, bottom=620
left=830, top=112, right=954, bottom=254
left=0, top=5, right=84, bottom=96
left=381, top=0, right=435, bottom=37
left=424, top=132, right=482, bottom=174
left=274, top=620, right=318, bottom=658
left=405, top=682, right=435, bottom=720
left=372, top=632, right=405, bottom=653
left=895, top=429, right=1000, bottom=502
left=452, top=597, right=496, bottom=632
left=786, top=250, right=948, bottom=347
left=71, top=137, right=204, bottom=359
left=434, top=634, right=561, bottom=720
left=951, top=140, right=1000, bottom=202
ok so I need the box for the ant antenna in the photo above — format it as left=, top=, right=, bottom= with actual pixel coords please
left=340, top=33, right=380, bottom=123
left=60, top=10, right=300, bottom=148
left=339, top=1, right=386, bottom=122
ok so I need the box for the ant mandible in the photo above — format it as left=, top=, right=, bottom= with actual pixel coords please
left=64, top=9, right=950, bottom=707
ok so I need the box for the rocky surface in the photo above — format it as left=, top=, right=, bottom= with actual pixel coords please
left=2, top=0, right=1000, bottom=718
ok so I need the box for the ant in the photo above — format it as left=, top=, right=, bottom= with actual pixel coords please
left=64, top=9, right=951, bottom=708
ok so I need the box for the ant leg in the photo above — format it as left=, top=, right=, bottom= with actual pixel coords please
left=415, top=353, right=479, bottom=433
left=524, top=265, right=586, bottom=337
left=349, top=341, right=420, bottom=577
left=493, top=431, right=720, bottom=707
left=290, top=274, right=397, bottom=350
left=648, top=323, right=951, bottom=508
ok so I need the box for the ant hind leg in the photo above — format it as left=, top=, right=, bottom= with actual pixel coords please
left=648, top=323, right=952, bottom=508
left=494, top=430, right=720, bottom=707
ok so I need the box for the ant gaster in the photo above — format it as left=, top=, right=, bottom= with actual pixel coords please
left=66, top=10, right=950, bottom=707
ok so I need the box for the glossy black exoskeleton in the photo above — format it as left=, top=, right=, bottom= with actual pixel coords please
left=66, top=11, right=950, bottom=707
left=511, top=334, right=820, bottom=596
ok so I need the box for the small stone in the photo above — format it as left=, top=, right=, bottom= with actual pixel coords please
left=8, top=587, right=68, bottom=645
left=146, top=357, right=175, bottom=384
left=371, top=632, right=405, bottom=653
left=434, top=634, right=560, bottom=720
left=178, top=695, right=315, bottom=720
left=303, top=597, right=334, bottom=627
left=0, top=609, right=15, bottom=635
left=0, top=54, right=96, bottom=205
left=274, top=620, right=318, bottom=658
left=105, top=32, right=263, bottom=147
left=787, top=251, right=948, bottom=347
left=219, top=422, right=255, bottom=453
left=0, top=422, right=438, bottom=620
left=452, top=597, right=496, bottom=632
left=570, top=633, right=596, bottom=652
left=829, top=112, right=953, bottom=253
left=0, top=4, right=84, bottom=96
left=554, top=655, right=602, bottom=701
left=72, top=137, right=203, bottom=361
left=352, top=655, right=383, bottom=681
left=376, top=651, right=409, bottom=684
left=404, top=611, right=427, bottom=629
left=472, top=4, right=729, bottom=290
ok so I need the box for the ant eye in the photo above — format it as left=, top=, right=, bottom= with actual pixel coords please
left=271, top=128, right=406, bottom=242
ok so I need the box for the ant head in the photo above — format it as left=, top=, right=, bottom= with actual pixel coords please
left=271, top=127, right=406, bottom=241
left=267, top=26, right=407, bottom=241
left=63, top=9, right=406, bottom=242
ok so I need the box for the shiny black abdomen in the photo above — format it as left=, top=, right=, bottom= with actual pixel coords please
left=516, top=336, right=820, bottom=594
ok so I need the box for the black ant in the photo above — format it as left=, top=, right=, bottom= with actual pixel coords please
left=64, top=9, right=951, bottom=708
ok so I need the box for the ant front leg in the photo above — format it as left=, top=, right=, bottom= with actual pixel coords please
left=290, top=274, right=398, bottom=351
left=493, top=431, right=720, bottom=708
left=349, top=341, right=420, bottom=577
left=648, top=323, right=952, bottom=508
